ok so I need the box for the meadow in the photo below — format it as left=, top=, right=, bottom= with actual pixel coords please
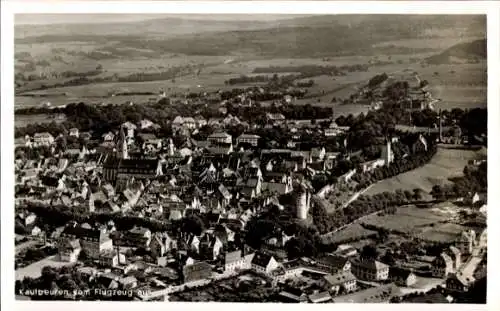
left=361, top=205, right=453, bottom=235
left=364, top=147, right=482, bottom=196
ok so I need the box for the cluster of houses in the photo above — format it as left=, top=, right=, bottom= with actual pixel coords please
left=14, top=108, right=486, bottom=302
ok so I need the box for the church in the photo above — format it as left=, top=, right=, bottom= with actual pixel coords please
left=102, top=126, right=163, bottom=190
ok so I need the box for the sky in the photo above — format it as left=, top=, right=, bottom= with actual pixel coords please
left=15, top=13, right=301, bottom=25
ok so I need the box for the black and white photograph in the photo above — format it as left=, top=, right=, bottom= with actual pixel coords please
left=1, top=1, right=497, bottom=308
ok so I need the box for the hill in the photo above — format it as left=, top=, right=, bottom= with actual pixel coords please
left=16, top=15, right=486, bottom=59
left=425, top=39, right=486, bottom=64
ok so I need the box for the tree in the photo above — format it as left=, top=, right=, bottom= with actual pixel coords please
left=181, top=215, right=205, bottom=236
left=360, top=244, right=378, bottom=260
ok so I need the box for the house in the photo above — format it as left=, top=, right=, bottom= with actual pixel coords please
left=236, top=134, right=260, bottom=147
left=98, top=250, right=126, bottom=268
left=201, top=236, right=223, bottom=260
left=457, top=229, right=476, bottom=255
left=102, top=132, right=115, bottom=142
left=332, top=283, right=396, bottom=303
left=432, top=253, right=454, bottom=278
left=194, top=115, right=207, bottom=128
left=69, top=128, right=79, bottom=137
left=33, top=132, right=54, bottom=146
left=412, top=134, right=428, bottom=153
left=188, top=235, right=201, bottom=254
left=139, top=119, right=157, bottom=130
left=316, top=254, right=351, bottom=273
left=208, top=132, right=232, bottom=145
left=351, top=258, right=389, bottom=281
left=278, top=287, right=308, bottom=303
left=59, top=224, right=113, bottom=259
left=251, top=251, right=279, bottom=275
left=446, top=273, right=473, bottom=292
left=322, top=271, right=357, bottom=295
left=308, top=291, right=332, bottom=303
left=224, top=250, right=246, bottom=272
left=122, top=121, right=137, bottom=138
left=31, top=226, right=42, bottom=236
left=98, top=273, right=120, bottom=290
left=183, top=261, right=212, bottom=283
left=58, top=239, right=81, bottom=263
left=124, top=226, right=152, bottom=247
left=119, top=276, right=138, bottom=289
left=389, top=267, right=417, bottom=287
left=311, top=147, right=326, bottom=161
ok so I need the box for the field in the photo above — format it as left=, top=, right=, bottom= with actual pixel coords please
left=15, top=114, right=66, bottom=127
left=365, top=147, right=482, bottom=196
left=16, top=255, right=75, bottom=281
left=321, top=223, right=378, bottom=245
left=361, top=204, right=456, bottom=235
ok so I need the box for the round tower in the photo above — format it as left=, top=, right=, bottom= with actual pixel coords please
left=296, top=184, right=310, bottom=220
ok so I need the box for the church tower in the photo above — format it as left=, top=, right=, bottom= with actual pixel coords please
left=117, top=126, right=128, bottom=159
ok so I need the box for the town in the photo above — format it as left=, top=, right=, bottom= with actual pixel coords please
left=14, top=71, right=487, bottom=303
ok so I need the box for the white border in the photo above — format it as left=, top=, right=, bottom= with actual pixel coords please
left=2, top=2, right=499, bottom=311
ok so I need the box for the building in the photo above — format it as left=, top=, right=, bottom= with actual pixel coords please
left=208, top=132, right=232, bottom=145
left=236, top=134, right=260, bottom=147
left=33, top=132, right=55, bottom=146
left=183, top=261, right=212, bottom=283
left=412, top=134, right=428, bottom=153
left=316, top=254, right=352, bottom=273
left=121, top=122, right=137, bottom=138
left=251, top=251, right=279, bottom=275
left=69, top=128, right=79, bottom=137
left=296, top=184, right=311, bottom=220
left=449, top=246, right=462, bottom=270
left=59, top=224, right=113, bottom=259
left=446, top=273, right=473, bottom=293
left=380, top=139, right=394, bottom=165
left=224, top=250, right=246, bottom=272
left=322, top=271, right=357, bottom=294
left=103, top=156, right=163, bottom=184
left=432, top=253, right=454, bottom=278
left=332, top=283, right=396, bottom=303
left=389, top=267, right=417, bottom=287
left=351, top=258, right=389, bottom=281
left=457, top=230, right=477, bottom=255
left=58, top=239, right=81, bottom=262
left=99, top=250, right=127, bottom=268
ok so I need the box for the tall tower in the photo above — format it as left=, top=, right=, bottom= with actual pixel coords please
left=296, top=183, right=311, bottom=220
left=117, top=126, right=128, bottom=159
left=381, top=139, right=393, bottom=165
left=438, top=109, right=443, bottom=142
left=168, top=138, right=175, bottom=156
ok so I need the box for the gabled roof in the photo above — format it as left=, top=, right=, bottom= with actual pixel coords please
left=323, top=271, right=356, bottom=286
left=251, top=251, right=274, bottom=268
left=352, top=258, right=389, bottom=271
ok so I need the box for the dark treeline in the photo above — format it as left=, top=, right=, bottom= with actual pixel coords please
left=430, top=161, right=487, bottom=201
left=14, top=100, right=332, bottom=138
left=17, top=64, right=201, bottom=92
left=253, top=64, right=369, bottom=77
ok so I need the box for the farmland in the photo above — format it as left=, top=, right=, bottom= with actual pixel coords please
left=360, top=204, right=456, bottom=235
left=321, top=223, right=378, bottom=245
left=364, top=147, right=482, bottom=196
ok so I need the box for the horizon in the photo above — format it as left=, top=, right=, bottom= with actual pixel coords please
left=14, top=13, right=306, bottom=25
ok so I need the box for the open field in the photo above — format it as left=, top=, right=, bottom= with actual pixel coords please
left=16, top=255, right=76, bottom=280
left=365, top=147, right=482, bottom=196
left=321, top=223, right=378, bottom=245
left=361, top=204, right=456, bottom=235
left=15, top=114, right=67, bottom=127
